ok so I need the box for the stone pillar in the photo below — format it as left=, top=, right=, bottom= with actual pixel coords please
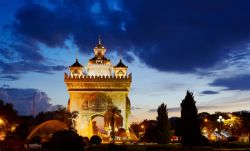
left=79, top=115, right=91, bottom=138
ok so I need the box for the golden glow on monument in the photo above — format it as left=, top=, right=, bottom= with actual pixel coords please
left=64, top=37, right=131, bottom=139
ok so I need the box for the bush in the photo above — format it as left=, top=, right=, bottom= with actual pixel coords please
left=90, top=135, right=102, bottom=145
left=49, top=130, right=85, bottom=151
left=29, top=136, right=41, bottom=144
left=227, top=136, right=238, bottom=142
left=83, top=137, right=89, bottom=145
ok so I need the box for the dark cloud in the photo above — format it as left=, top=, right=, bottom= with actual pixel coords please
left=0, top=87, right=55, bottom=115
left=10, top=43, right=44, bottom=62
left=3, top=0, right=250, bottom=75
left=148, top=109, right=157, bottom=113
left=131, top=106, right=142, bottom=110
left=148, top=105, right=217, bottom=114
left=200, top=90, right=219, bottom=95
left=210, top=75, right=250, bottom=90
left=0, top=60, right=66, bottom=74
left=0, top=36, right=66, bottom=80
left=0, top=48, right=15, bottom=60
left=148, top=107, right=180, bottom=113
left=14, top=3, right=69, bottom=47
left=0, top=75, right=19, bottom=81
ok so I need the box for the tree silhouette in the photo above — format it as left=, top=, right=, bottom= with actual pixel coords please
left=130, top=122, right=140, bottom=139
left=34, top=107, right=78, bottom=132
left=49, top=130, right=85, bottom=151
left=0, top=100, right=19, bottom=139
left=141, top=120, right=158, bottom=143
left=104, top=106, right=122, bottom=141
left=156, top=103, right=170, bottom=144
left=180, top=91, right=202, bottom=147
left=90, top=135, right=102, bottom=145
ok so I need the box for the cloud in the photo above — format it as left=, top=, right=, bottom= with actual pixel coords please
left=131, top=106, right=142, bottom=110
left=0, top=75, right=19, bottom=81
left=1, top=0, right=250, bottom=81
left=200, top=90, right=220, bottom=95
left=148, top=107, right=183, bottom=113
left=0, top=59, right=67, bottom=81
left=6, top=0, right=250, bottom=74
left=210, top=74, right=250, bottom=90
left=0, top=87, right=56, bottom=115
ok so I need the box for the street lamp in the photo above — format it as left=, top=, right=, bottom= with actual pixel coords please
left=217, top=116, right=225, bottom=123
left=139, top=125, right=145, bottom=142
left=217, top=115, right=225, bottom=146
left=141, top=125, right=145, bottom=133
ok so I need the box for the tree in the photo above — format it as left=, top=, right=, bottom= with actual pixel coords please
left=156, top=103, right=171, bottom=144
left=104, top=106, right=122, bottom=141
left=180, top=91, right=202, bottom=147
left=117, top=128, right=127, bottom=139
left=34, top=107, right=78, bottom=131
left=141, top=120, right=158, bottom=143
left=223, top=114, right=243, bottom=136
left=89, top=135, right=102, bottom=145
left=49, top=130, right=85, bottom=151
left=169, top=117, right=181, bottom=136
left=14, top=116, right=34, bottom=140
left=130, top=122, right=140, bottom=139
left=0, top=100, right=19, bottom=140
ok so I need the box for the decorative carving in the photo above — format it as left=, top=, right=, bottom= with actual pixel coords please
left=82, top=100, right=88, bottom=110
left=82, top=93, right=113, bottom=112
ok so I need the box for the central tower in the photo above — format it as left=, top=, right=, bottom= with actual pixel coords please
left=64, top=38, right=131, bottom=138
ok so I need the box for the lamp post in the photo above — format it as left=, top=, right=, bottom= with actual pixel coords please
left=217, top=116, right=224, bottom=147
left=139, top=125, right=145, bottom=142
left=141, top=125, right=145, bottom=133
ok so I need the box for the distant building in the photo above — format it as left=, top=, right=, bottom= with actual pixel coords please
left=238, top=133, right=249, bottom=143
left=64, top=38, right=131, bottom=138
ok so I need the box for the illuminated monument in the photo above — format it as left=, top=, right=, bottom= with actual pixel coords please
left=64, top=38, right=131, bottom=138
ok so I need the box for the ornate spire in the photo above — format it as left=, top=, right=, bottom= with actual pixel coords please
left=76, top=49, right=78, bottom=60
left=70, top=58, right=83, bottom=67
left=96, top=35, right=104, bottom=49
left=115, top=58, right=127, bottom=68
left=99, top=35, right=101, bottom=45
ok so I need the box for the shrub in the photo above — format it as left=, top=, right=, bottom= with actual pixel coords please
left=90, top=135, right=102, bottom=145
left=49, top=130, right=84, bottom=151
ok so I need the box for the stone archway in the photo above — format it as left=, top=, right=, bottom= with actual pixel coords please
left=79, top=93, right=114, bottom=137
left=90, top=114, right=105, bottom=136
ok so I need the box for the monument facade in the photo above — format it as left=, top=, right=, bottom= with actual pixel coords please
left=64, top=38, right=131, bottom=137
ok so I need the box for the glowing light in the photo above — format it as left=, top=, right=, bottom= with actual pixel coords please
left=0, top=118, right=4, bottom=125
left=217, top=116, right=224, bottom=123
left=0, top=132, right=6, bottom=141
left=11, top=126, right=16, bottom=132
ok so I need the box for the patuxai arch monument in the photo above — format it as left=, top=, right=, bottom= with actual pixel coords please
left=64, top=38, right=132, bottom=138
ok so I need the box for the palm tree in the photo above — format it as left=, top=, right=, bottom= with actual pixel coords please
left=104, top=106, right=123, bottom=141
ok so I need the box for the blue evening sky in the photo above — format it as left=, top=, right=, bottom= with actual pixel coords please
left=1, top=0, right=250, bottom=122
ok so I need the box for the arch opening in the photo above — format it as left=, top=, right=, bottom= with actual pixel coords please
left=91, top=115, right=105, bottom=135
